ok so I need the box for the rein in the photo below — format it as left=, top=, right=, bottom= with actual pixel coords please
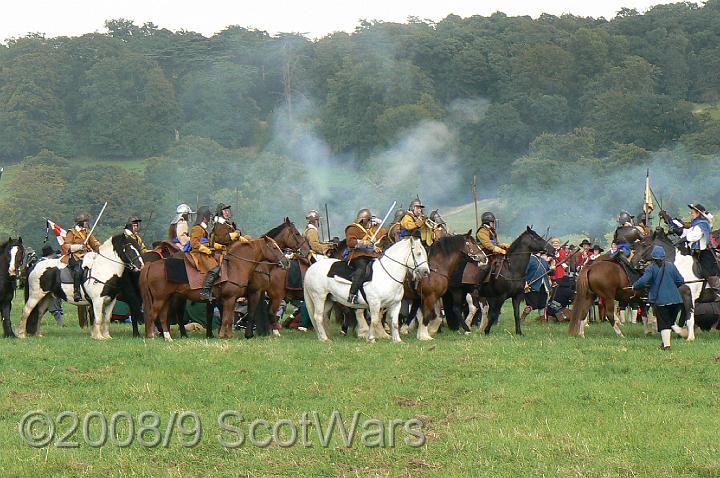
left=377, top=239, right=427, bottom=284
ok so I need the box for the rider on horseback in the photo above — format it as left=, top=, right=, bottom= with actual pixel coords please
left=61, top=212, right=101, bottom=302
left=387, top=208, right=406, bottom=244
left=665, top=204, right=720, bottom=300
left=304, top=209, right=334, bottom=255
left=124, top=216, right=148, bottom=253
left=475, top=211, right=508, bottom=284
left=192, top=207, right=220, bottom=301
left=345, top=208, right=380, bottom=304
left=170, top=203, right=193, bottom=246
left=212, top=203, right=244, bottom=248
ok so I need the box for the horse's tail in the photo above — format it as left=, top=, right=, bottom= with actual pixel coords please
left=568, top=268, right=593, bottom=337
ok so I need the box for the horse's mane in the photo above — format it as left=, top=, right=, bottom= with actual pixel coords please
left=264, top=222, right=289, bottom=238
left=507, top=227, right=541, bottom=254
left=428, top=234, right=466, bottom=257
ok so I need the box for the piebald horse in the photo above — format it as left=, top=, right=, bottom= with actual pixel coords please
left=303, top=236, right=430, bottom=343
left=17, top=235, right=143, bottom=339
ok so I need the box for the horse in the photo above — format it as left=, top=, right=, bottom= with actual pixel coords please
left=567, top=255, right=640, bottom=338
left=0, top=238, right=24, bottom=338
left=404, top=232, right=484, bottom=340
left=303, top=236, right=430, bottom=342
left=245, top=218, right=312, bottom=338
left=140, top=236, right=289, bottom=341
left=17, top=234, right=143, bottom=339
left=631, top=228, right=704, bottom=341
left=445, top=226, right=554, bottom=336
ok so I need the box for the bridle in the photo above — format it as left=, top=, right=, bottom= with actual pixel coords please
left=224, top=236, right=289, bottom=268
left=377, top=237, right=428, bottom=284
left=95, top=242, right=143, bottom=272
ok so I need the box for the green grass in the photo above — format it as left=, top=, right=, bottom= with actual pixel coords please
left=1, top=297, right=720, bottom=477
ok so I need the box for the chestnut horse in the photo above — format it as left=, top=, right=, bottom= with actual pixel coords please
left=140, top=237, right=289, bottom=340
left=245, top=219, right=312, bottom=338
left=568, top=257, right=640, bottom=338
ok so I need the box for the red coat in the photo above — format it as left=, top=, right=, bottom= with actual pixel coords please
left=551, top=248, right=567, bottom=280
left=576, top=250, right=592, bottom=270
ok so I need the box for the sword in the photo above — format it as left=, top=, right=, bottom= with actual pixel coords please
left=84, top=202, right=108, bottom=245
left=369, top=201, right=397, bottom=243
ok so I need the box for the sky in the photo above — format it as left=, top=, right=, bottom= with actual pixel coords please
left=1, top=0, right=669, bottom=41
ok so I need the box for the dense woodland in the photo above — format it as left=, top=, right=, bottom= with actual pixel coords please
left=2, top=2, right=720, bottom=245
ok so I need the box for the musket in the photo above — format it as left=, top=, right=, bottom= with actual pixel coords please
left=472, top=176, right=479, bottom=232
left=84, top=202, right=108, bottom=245
left=369, top=200, right=397, bottom=243
left=526, top=244, right=580, bottom=287
left=325, top=203, right=331, bottom=239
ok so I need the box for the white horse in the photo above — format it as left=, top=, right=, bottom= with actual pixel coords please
left=633, top=231, right=702, bottom=341
left=17, top=234, right=143, bottom=340
left=303, top=237, right=430, bottom=342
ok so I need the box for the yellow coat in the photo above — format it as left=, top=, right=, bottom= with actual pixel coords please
left=304, top=224, right=333, bottom=255
left=476, top=225, right=503, bottom=255
left=61, top=227, right=101, bottom=264
left=400, top=213, right=434, bottom=245
left=189, top=223, right=218, bottom=273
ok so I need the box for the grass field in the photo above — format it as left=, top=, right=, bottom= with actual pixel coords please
left=1, top=296, right=720, bottom=478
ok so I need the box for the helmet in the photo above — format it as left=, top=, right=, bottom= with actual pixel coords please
left=176, top=204, right=193, bottom=215
left=125, top=216, right=141, bottom=230
left=409, top=198, right=425, bottom=209
left=393, top=208, right=406, bottom=222
left=618, top=211, right=634, bottom=225
left=195, top=206, right=212, bottom=225
left=75, top=212, right=90, bottom=225
left=306, top=209, right=320, bottom=221
left=481, top=212, right=495, bottom=225
left=356, top=208, right=372, bottom=225
left=215, top=202, right=231, bottom=216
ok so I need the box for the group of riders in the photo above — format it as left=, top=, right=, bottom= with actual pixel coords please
left=56, top=197, right=720, bottom=330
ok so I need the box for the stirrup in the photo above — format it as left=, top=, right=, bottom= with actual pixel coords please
left=348, top=293, right=358, bottom=304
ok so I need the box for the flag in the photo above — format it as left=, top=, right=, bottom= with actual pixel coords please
left=46, top=219, right=67, bottom=245
left=643, top=170, right=654, bottom=215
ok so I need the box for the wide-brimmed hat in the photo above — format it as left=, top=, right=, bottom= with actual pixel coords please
left=651, top=245, right=666, bottom=260
left=579, top=239, right=591, bottom=247
left=689, top=203, right=709, bottom=218
left=592, top=244, right=604, bottom=252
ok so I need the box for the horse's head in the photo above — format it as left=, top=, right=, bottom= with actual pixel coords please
left=510, top=226, right=554, bottom=255
left=266, top=218, right=312, bottom=259
left=113, top=234, right=144, bottom=272
left=407, top=237, right=430, bottom=280
left=3, top=237, right=24, bottom=277
left=260, top=236, right=291, bottom=269
left=631, top=228, right=675, bottom=268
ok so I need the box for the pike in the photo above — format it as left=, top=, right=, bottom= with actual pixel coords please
left=324, top=203, right=331, bottom=240
left=526, top=242, right=578, bottom=287
left=472, top=175, right=479, bottom=232
left=84, top=202, right=108, bottom=245
left=370, top=200, right=397, bottom=243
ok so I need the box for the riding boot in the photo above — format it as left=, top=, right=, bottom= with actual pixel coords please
left=707, top=276, right=720, bottom=301
left=72, top=265, right=83, bottom=302
left=201, top=266, right=221, bottom=301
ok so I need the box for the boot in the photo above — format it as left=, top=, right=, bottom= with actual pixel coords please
left=72, top=268, right=83, bottom=302
left=200, top=266, right=221, bottom=301
left=707, top=276, right=720, bottom=301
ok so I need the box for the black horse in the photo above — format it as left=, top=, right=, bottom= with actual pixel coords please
left=1, top=237, right=24, bottom=337
left=444, top=226, right=553, bottom=336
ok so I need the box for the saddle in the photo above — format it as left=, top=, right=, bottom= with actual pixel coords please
left=483, top=254, right=505, bottom=283
left=59, top=266, right=89, bottom=284
left=164, top=253, right=228, bottom=290
left=612, top=255, right=641, bottom=284
left=449, top=254, right=472, bottom=286
left=327, top=260, right=374, bottom=284
left=152, top=240, right=181, bottom=259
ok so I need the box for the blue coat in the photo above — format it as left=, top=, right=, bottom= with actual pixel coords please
left=632, top=261, right=684, bottom=305
left=526, top=255, right=551, bottom=292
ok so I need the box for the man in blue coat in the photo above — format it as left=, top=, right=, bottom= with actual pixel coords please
left=633, top=245, right=685, bottom=350
left=521, top=252, right=554, bottom=321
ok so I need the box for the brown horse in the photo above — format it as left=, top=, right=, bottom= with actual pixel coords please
left=245, top=219, right=311, bottom=338
left=140, top=236, right=289, bottom=340
left=568, top=256, right=640, bottom=337
left=405, top=231, right=483, bottom=340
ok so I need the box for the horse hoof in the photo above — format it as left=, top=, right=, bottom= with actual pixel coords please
left=418, top=335, right=433, bottom=341
left=464, top=331, right=472, bottom=336
left=367, top=338, right=376, bottom=343
left=400, top=325, right=409, bottom=335
left=393, top=338, right=403, bottom=343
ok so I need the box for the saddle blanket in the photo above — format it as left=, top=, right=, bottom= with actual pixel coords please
left=164, top=254, right=229, bottom=290
left=286, top=260, right=304, bottom=291
left=327, top=260, right=374, bottom=283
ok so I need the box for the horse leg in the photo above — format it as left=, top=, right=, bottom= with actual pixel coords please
left=416, top=302, right=433, bottom=341
left=102, top=300, right=115, bottom=339
left=17, top=293, right=47, bottom=339
left=219, top=295, right=235, bottom=339
left=159, top=298, right=173, bottom=342
left=366, top=304, right=382, bottom=343
left=372, top=310, right=391, bottom=339
left=512, top=294, right=522, bottom=336
left=355, top=309, right=369, bottom=339
left=428, top=303, right=443, bottom=335
left=90, top=299, right=106, bottom=340
left=483, top=299, right=501, bottom=335
left=388, top=302, right=403, bottom=343
left=605, top=298, right=624, bottom=338
left=2, top=301, right=14, bottom=338
left=457, top=292, right=472, bottom=335
left=465, top=293, right=477, bottom=330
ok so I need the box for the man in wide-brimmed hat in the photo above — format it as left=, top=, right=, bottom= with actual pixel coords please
left=577, top=239, right=593, bottom=271
left=664, top=203, right=719, bottom=300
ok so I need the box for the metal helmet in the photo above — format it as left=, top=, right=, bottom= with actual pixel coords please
left=481, top=211, right=496, bottom=225
left=306, top=209, right=320, bottom=221
left=125, top=216, right=141, bottom=230
left=75, top=212, right=91, bottom=225
left=409, top=198, right=425, bottom=209
left=393, top=208, right=406, bottom=222
left=618, top=211, right=634, bottom=225
left=176, top=204, right=193, bottom=215
left=195, top=206, right=212, bottom=225
left=215, top=202, right=231, bottom=217
left=356, top=208, right=372, bottom=226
